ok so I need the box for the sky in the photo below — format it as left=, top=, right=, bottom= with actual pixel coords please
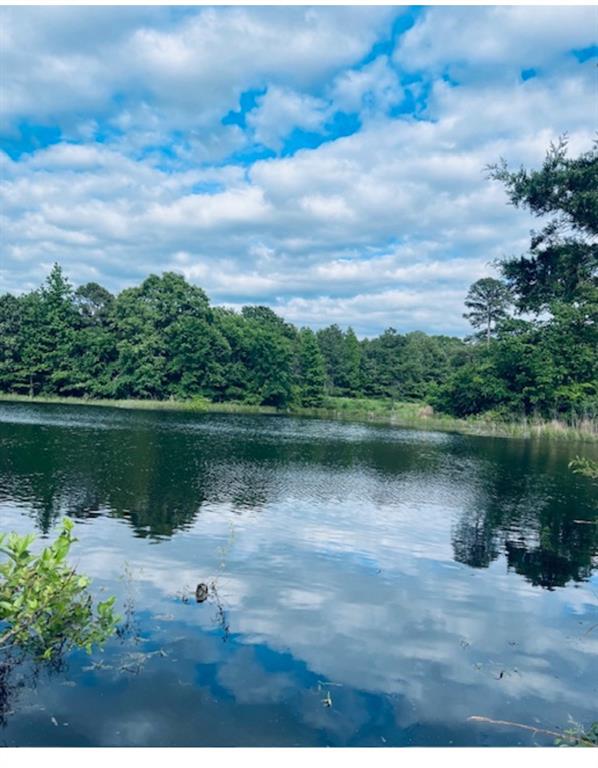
left=1, top=5, right=597, bottom=337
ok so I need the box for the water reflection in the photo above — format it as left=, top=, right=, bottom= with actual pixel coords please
left=0, top=404, right=446, bottom=539
left=450, top=440, right=597, bottom=589
left=0, top=402, right=597, bottom=746
left=1, top=403, right=595, bottom=590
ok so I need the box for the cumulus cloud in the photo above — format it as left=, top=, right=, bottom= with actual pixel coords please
left=395, top=6, right=598, bottom=76
left=330, top=55, right=403, bottom=116
left=0, top=6, right=596, bottom=335
left=0, top=6, right=392, bottom=135
left=246, top=86, right=329, bottom=151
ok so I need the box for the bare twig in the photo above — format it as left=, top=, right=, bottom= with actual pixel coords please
left=582, top=623, right=598, bottom=637
left=468, top=716, right=597, bottom=747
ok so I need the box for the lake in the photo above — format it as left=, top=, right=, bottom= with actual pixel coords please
left=0, top=401, right=596, bottom=747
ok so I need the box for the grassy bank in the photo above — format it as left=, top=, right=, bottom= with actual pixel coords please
left=298, top=397, right=598, bottom=442
left=0, top=393, right=596, bottom=442
left=0, top=392, right=279, bottom=416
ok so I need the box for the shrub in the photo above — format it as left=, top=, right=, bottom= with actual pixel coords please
left=0, top=519, right=119, bottom=661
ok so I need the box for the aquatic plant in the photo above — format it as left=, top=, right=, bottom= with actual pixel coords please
left=468, top=716, right=598, bottom=747
left=569, top=456, right=598, bottom=480
left=555, top=720, right=598, bottom=748
left=0, top=518, right=119, bottom=661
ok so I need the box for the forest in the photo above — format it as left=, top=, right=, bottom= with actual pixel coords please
left=0, top=139, right=596, bottom=424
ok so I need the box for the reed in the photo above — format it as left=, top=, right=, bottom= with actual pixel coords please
left=0, top=393, right=596, bottom=442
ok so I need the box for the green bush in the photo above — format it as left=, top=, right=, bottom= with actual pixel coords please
left=0, top=519, right=119, bottom=660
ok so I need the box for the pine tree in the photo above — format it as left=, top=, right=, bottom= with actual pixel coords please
left=463, top=278, right=511, bottom=345
left=298, top=328, right=327, bottom=407
left=338, top=327, right=362, bottom=396
left=488, top=137, right=598, bottom=313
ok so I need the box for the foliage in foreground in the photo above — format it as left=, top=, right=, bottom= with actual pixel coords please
left=469, top=715, right=598, bottom=748
left=555, top=721, right=598, bottom=748
left=0, top=519, right=119, bottom=661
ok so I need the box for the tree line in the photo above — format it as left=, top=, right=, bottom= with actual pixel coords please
left=0, top=138, right=596, bottom=421
left=0, top=263, right=466, bottom=408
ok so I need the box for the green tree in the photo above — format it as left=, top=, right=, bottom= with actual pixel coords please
left=316, top=324, right=346, bottom=393
left=11, top=293, right=47, bottom=396
left=45, top=264, right=86, bottom=395
left=338, top=327, right=362, bottom=396
left=488, top=137, right=597, bottom=313
left=397, top=332, right=461, bottom=400
left=463, top=277, right=512, bottom=344
left=11, top=265, right=80, bottom=396
left=216, top=305, right=296, bottom=407
left=0, top=294, right=23, bottom=393
left=434, top=353, right=511, bottom=417
left=74, top=282, right=114, bottom=324
left=360, top=328, right=405, bottom=399
left=439, top=140, right=598, bottom=422
left=298, top=328, right=327, bottom=407
left=109, top=272, right=226, bottom=399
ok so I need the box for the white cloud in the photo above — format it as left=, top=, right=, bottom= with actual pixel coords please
left=330, top=55, right=403, bottom=115
left=274, top=288, right=471, bottom=337
left=395, top=6, right=598, bottom=75
left=246, top=86, right=329, bottom=151
left=1, top=7, right=596, bottom=335
left=147, top=186, right=271, bottom=230
left=0, top=6, right=393, bottom=136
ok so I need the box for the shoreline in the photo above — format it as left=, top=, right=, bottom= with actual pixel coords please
left=0, top=393, right=596, bottom=442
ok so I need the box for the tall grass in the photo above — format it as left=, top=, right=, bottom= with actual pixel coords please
left=295, top=397, right=598, bottom=441
left=0, top=393, right=596, bottom=442
left=0, top=393, right=278, bottom=416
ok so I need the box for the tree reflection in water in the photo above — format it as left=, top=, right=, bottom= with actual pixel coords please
left=451, top=440, right=597, bottom=589
left=1, top=405, right=596, bottom=590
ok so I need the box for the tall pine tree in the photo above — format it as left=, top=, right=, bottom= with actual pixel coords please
left=298, top=328, right=327, bottom=407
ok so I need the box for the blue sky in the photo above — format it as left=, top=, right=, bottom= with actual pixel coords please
left=1, top=6, right=596, bottom=336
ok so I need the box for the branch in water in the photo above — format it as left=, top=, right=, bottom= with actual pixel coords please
left=468, top=716, right=597, bottom=747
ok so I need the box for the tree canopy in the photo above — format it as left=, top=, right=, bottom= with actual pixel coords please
left=463, top=277, right=512, bottom=344
left=488, top=136, right=598, bottom=312
left=444, top=139, right=598, bottom=420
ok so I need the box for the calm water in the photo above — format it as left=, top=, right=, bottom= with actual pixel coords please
left=0, top=402, right=596, bottom=747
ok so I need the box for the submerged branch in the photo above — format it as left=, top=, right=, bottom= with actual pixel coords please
left=468, top=716, right=598, bottom=747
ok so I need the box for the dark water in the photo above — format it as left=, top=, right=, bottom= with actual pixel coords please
left=0, top=402, right=596, bottom=747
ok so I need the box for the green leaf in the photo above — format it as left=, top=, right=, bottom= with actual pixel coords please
left=0, top=525, right=119, bottom=660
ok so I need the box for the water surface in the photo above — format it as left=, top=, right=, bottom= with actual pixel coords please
left=0, top=402, right=596, bottom=746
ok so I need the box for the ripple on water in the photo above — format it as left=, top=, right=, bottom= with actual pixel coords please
left=0, top=404, right=596, bottom=746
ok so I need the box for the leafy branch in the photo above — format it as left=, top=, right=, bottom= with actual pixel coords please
left=0, top=519, right=119, bottom=661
